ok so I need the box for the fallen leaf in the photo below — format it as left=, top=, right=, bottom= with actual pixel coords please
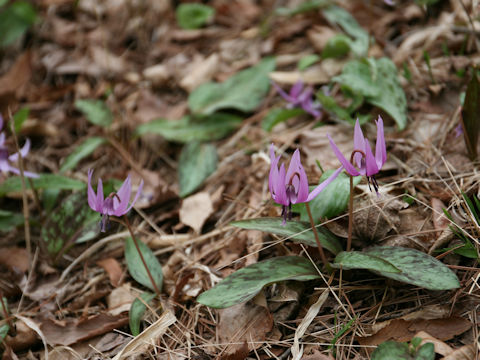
left=179, top=54, right=219, bottom=92
left=107, top=283, right=136, bottom=316
left=442, top=344, right=476, bottom=360
left=0, top=247, right=29, bottom=273
left=97, top=257, right=123, bottom=287
left=414, top=331, right=453, bottom=357
left=179, top=192, right=214, bottom=233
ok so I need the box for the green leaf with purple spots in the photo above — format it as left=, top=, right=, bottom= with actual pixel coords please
left=197, top=256, right=320, bottom=308
left=231, top=217, right=342, bottom=254
left=332, top=251, right=401, bottom=273
left=364, top=246, right=460, bottom=290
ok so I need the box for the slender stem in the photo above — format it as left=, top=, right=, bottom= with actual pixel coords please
left=347, top=175, right=353, bottom=252
left=305, top=202, right=330, bottom=268
left=123, top=215, right=161, bottom=297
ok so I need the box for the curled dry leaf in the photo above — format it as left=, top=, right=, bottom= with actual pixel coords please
left=97, top=257, right=123, bottom=287
left=179, top=192, right=214, bottom=233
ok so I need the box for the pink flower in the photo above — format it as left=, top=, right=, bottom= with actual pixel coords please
left=269, top=144, right=343, bottom=224
left=272, top=81, right=322, bottom=118
left=0, top=115, right=38, bottom=178
left=87, top=169, right=144, bottom=232
left=327, top=116, right=386, bottom=193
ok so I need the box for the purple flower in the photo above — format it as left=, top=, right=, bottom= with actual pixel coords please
left=272, top=81, right=322, bottom=118
left=87, top=169, right=144, bottom=232
left=327, top=116, right=386, bottom=193
left=269, top=144, right=343, bottom=224
left=0, top=115, right=38, bottom=178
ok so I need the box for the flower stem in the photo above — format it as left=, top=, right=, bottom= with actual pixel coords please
left=123, top=215, right=161, bottom=297
left=305, top=202, right=330, bottom=269
left=347, top=175, right=353, bottom=252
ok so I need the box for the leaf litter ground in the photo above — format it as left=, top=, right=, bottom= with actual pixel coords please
left=0, top=0, right=479, bottom=359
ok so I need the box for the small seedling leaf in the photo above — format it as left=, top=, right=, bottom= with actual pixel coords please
left=178, top=142, right=217, bottom=197
left=129, top=292, right=156, bottom=336
left=231, top=217, right=342, bottom=255
left=176, top=3, right=215, bottom=30
left=197, top=256, right=320, bottom=308
left=125, top=237, right=163, bottom=292
left=332, top=251, right=401, bottom=273
left=60, top=137, right=107, bottom=173
left=136, top=113, right=242, bottom=143
left=75, top=99, right=113, bottom=128
left=189, top=57, right=275, bottom=116
left=364, top=246, right=460, bottom=290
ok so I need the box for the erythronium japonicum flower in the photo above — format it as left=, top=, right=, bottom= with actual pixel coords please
left=269, top=144, right=343, bottom=224
left=0, top=115, right=38, bottom=178
left=327, top=116, right=386, bottom=193
left=272, top=81, right=322, bottom=118
left=87, top=169, right=144, bottom=232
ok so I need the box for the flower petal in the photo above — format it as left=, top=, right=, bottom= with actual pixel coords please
left=0, top=132, right=5, bottom=147
left=295, top=163, right=309, bottom=203
left=272, top=81, right=294, bottom=103
left=364, top=140, right=379, bottom=176
left=353, top=119, right=366, bottom=169
left=114, top=174, right=132, bottom=214
left=375, top=116, right=387, bottom=170
left=96, top=177, right=104, bottom=213
left=87, top=169, right=97, bottom=211
left=274, top=164, right=288, bottom=206
left=306, top=166, right=344, bottom=202
left=125, top=179, right=144, bottom=214
left=286, top=149, right=301, bottom=183
left=290, top=81, right=304, bottom=98
left=8, top=138, right=31, bottom=163
left=327, top=134, right=360, bottom=176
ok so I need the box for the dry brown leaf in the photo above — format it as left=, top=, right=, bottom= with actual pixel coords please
left=0, top=51, right=32, bottom=113
left=432, top=198, right=450, bottom=234
left=0, top=247, right=29, bottom=273
left=217, top=300, right=273, bottom=356
left=40, top=313, right=129, bottom=346
left=107, top=283, right=136, bottom=316
left=179, top=54, right=219, bottom=92
left=179, top=192, right=214, bottom=233
left=442, top=344, right=476, bottom=360
left=269, top=59, right=345, bottom=86
left=97, top=257, right=123, bottom=287
left=358, top=317, right=472, bottom=346
left=301, top=349, right=334, bottom=360
left=4, top=318, right=39, bottom=352
left=414, top=331, right=453, bottom=357
left=307, top=26, right=338, bottom=52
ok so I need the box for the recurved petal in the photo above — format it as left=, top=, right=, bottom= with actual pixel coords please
left=8, top=138, right=31, bottom=163
left=375, top=116, right=387, bottom=169
left=327, top=134, right=360, bottom=176
left=306, top=166, right=344, bottom=202
left=290, top=81, right=304, bottom=98
left=295, top=163, right=309, bottom=203
left=114, top=174, right=132, bottom=214
left=125, top=179, right=144, bottom=214
left=269, top=144, right=280, bottom=198
left=87, top=169, right=97, bottom=211
left=272, top=81, right=294, bottom=103
left=274, top=164, right=288, bottom=206
left=364, top=140, right=379, bottom=176
left=353, top=119, right=366, bottom=169
left=286, top=149, right=301, bottom=183
left=96, top=178, right=104, bottom=213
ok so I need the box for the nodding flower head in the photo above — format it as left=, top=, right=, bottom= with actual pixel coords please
left=327, top=116, right=386, bottom=193
left=269, top=144, right=343, bottom=224
left=272, top=80, right=322, bottom=118
left=87, top=169, right=144, bottom=232
left=0, top=115, right=38, bottom=178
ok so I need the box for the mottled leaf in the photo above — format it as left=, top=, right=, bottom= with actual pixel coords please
left=461, top=69, right=480, bottom=160
left=125, top=237, right=163, bottom=292
left=129, top=292, right=156, bottom=336
left=371, top=341, right=411, bottom=360
left=0, top=174, right=85, bottom=196
left=75, top=99, right=113, bottom=128
left=60, top=137, right=107, bottom=172
left=364, top=246, right=460, bottom=290
left=41, top=191, right=100, bottom=256
left=261, top=108, right=304, bottom=132
left=136, top=113, right=242, bottom=143
left=231, top=217, right=342, bottom=255
left=179, top=142, right=217, bottom=197
left=189, top=57, right=275, bottom=116
left=332, top=251, right=401, bottom=273
left=197, top=256, right=320, bottom=308
left=176, top=3, right=215, bottom=30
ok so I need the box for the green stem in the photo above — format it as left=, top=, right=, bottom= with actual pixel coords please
left=123, top=215, right=161, bottom=297
left=305, top=202, right=330, bottom=269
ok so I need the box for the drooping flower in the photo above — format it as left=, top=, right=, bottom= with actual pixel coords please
left=87, top=169, right=144, bottom=232
left=327, top=116, right=386, bottom=193
left=269, top=144, right=343, bottom=224
left=272, top=80, right=322, bottom=118
left=0, top=115, right=38, bottom=178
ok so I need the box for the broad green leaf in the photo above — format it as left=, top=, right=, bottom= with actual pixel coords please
left=60, top=137, right=107, bottom=172
left=292, top=170, right=361, bottom=222
left=0, top=324, right=8, bottom=340
left=0, top=174, right=85, bottom=196
left=261, top=108, right=304, bottom=132
left=322, top=34, right=351, bottom=59
left=13, top=107, right=29, bottom=133
left=298, top=54, right=320, bottom=70
left=129, top=292, right=156, bottom=336
left=41, top=192, right=100, bottom=256
left=332, top=251, right=401, bottom=273
left=189, top=57, right=276, bottom=116
left=333, top=58, right=407, bottom=130
left=322, top=5, right=369, bottom=56
left=231, top=217, right=342, bottom=255
left=0, top=209, right=24, bottom=232
left=460, top=69, right=480, bottom=160
left=179, top=142, right=217, bottom=197
left=414, top=343, right=435, bottom=360
left=197, top=256, right=320, bottom=308
left=275, top=0, right=329, bottom=16
left=136, top=113, right=242, bottom=143
left=176, top=3, right=215, bottom=30
left=371, top=341, right=411, bottom=360
left=0, top=1, right=36, bottom=47
left=364, top=246, right=460, bottom=290
left=75, top=99, right=113, bottom=128
left=125, top=237, right=163, bottom=292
